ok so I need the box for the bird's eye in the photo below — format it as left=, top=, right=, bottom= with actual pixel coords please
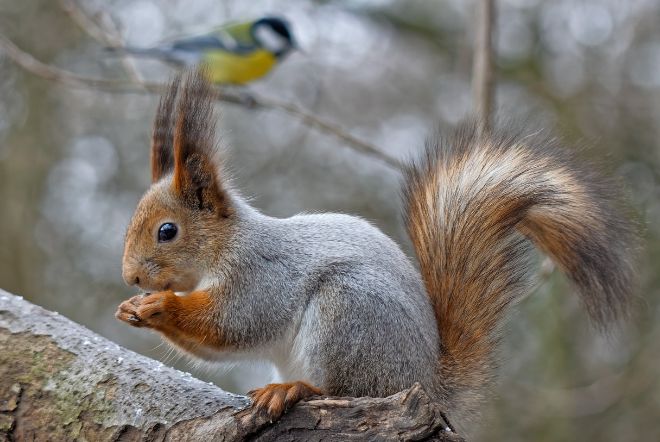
left=158, top=223, right=178, bottom=242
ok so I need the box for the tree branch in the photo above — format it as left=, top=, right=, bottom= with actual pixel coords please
left=0, top=32, right=402, bottom=170
left=0, top=289, right=462, bottom=440
left=472, top=0, right=496, bottom=136
left=60, top=0, right=406, bottom=169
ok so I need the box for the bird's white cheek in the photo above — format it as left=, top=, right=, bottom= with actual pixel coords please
left=255, top=26, right=288, bottom=53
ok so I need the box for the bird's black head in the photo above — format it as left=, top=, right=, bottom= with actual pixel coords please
left=252, top=16, right=297, bottom=58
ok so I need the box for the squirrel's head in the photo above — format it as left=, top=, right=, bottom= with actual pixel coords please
left=122, top=71, right=234, bottom=292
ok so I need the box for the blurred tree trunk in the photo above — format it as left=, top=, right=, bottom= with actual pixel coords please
left=0, top=290, right=462, bottom=441
left=472, top=0, right=496, bottom=136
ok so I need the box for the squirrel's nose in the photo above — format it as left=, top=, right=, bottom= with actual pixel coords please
left=122, top=269, right=142, bottom=287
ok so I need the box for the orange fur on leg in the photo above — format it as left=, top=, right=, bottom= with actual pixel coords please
left=115, top=290, right=228, bottom=354
left=249, top=381, right=323, bottom=419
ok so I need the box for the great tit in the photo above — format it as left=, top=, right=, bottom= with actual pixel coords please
left=111, top=16, right=297, bottom=85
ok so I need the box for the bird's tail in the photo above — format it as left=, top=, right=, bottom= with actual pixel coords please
left=104, top=46, right=167, bottom=59
left=402, top=121, right=637, bottom=419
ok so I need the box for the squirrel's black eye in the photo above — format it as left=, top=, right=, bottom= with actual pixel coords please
left=158, top=223, right=177, bottom=242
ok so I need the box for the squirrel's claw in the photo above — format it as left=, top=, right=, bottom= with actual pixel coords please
left=115, top=295, right=147, bottom=327
left=249, top=381, right=323, bottom=419
left=115, top=292, right=173, bottom=328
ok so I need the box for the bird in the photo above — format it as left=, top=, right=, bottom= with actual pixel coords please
left=108, top=16, right=298, bottom=85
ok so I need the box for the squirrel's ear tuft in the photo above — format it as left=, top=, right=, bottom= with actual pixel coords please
left=171, top=69, right=231, bottom=217
left=151, top=75, right=180, bottom=182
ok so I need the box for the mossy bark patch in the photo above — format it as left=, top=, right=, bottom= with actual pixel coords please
left=0, top=329, right=131, bottom=440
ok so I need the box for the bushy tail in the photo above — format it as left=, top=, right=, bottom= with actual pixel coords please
left=402, top=122, right=637, bottom=418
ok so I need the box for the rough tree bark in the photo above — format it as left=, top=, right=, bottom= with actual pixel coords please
left=0, top=290, right=462, bottom=441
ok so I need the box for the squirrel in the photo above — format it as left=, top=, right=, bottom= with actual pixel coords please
left=116, top=70, right=636, bottom=425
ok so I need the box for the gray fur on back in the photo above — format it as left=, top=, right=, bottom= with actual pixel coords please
left=208, top=196, right=440, bottom=398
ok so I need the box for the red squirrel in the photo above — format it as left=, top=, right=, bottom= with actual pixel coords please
left=116, top=70, right=636, bottom=424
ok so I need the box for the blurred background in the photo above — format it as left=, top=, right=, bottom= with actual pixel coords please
left=1, top=0, right=659, bottom=440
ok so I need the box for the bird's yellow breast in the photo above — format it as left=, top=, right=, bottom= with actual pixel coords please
left=202, top=49, right=278, bottom=85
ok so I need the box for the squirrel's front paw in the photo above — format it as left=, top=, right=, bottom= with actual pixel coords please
left=115, top=291, right=176, bottom=329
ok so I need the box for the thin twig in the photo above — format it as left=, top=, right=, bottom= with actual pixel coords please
left=255, top=95, right=402, bottom=167
left=0, top=35, right=401, bottom=169
left=59, top=0, right=143, bottom=83
left=472, top=0, right=496, bottom=136
left=0, top=34, right=153, bottom=92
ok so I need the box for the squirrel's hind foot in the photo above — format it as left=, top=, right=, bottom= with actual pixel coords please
left=248, top=381, right=323, bottom=419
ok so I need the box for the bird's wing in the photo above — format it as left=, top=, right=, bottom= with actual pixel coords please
left=163, top=21, right=260, bottom=56
left=217, top=21, right=264, bottom=52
